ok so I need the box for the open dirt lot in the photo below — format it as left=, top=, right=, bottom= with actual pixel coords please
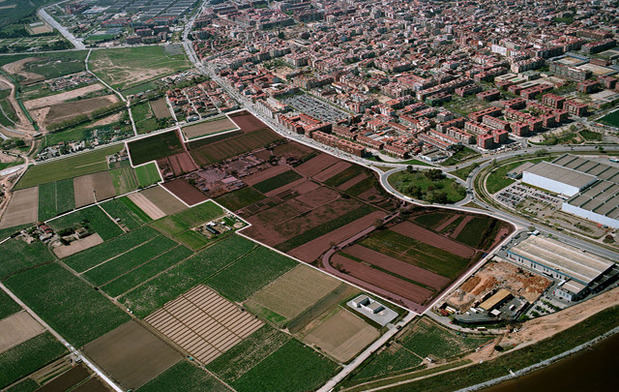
left=2, top=58, right=43, bottom=84
left=182, top=117, right=238, bottom=140
left=83, top=320, right=181, bottom=390
left=141, top=185, right=187, bottom=215
left=229, top=111, right=268, bottom=133
left=150, top=98, right=171, bottom=119
left=247, top=265, right=341, bottom=320
left=0, top=311, right=45, bottom=353
left=145, top=285, right=263, bottom=364
left=242, top=164, right=290, bottom=186
left=289, top=211, right=386, bottom=262
left=303, top=308, right=379, bottom=363
left=24, top=84, right=105, bottom=110
left=44, top=95, right=119, bottom=126
left=162, top=179, right=206, bottom=206
left=128, top=192, right=166, bottom=220
left=0, top=187, right=38, bottom=228
left=73, top=172, right=115, bottom=207
left=53, top=233, right=103, bottom=259
left=391, top=221, right=475, bottom=258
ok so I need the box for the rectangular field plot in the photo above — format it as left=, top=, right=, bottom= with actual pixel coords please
left=84, top=321, right=182, bottom=390
left=15, top=144, right=123, bottom=189
left=73, top=171, right=115, bottom=207
left=253, top=170, right=302, bottom=194
left=0, top=290, right=20, bottom=320
left=245, top=265, right=341, bottom=323
left=52, top=234, right=104, bottom=259
left=135, top=162, right=162, bottom=188
left=101, top=197, right=152, bottom=231
left=0, top=187, right=38, bottom=229
left=110, top=166, right=139, bottom=195
left=231, top=339, right=339, bottom=392
left=128, top=131, right=185, bottom=166
left=145, top=285, right=263, bottom=364
left=303, top=308, right=379, bottom=363
left=48, top=205, right=123, bottom=241
left=150, top=98, right=171, bottom=119
left=128, top=192, right=166, bottom=220
left=140, top=185, right=187, bottom=215
left=137, top=361, right=231, bottom=392
left=0, top=312, right=45, bottom=354
left=182, top=116, right=238, bottom=140
left=38, top=179, right=75, bottom=221
left=0, top=238, right=55, bottom=279
left=0, top=332, right=67, bottom=389
left=4, top=263, right=130, bottom=347
left=62, top=225, right=157, bottom=272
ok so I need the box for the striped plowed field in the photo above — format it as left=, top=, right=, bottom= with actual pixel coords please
left=145, top=285, right=263, bottom=364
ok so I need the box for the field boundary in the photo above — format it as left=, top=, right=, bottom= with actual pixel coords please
left=179, top=113, right=241, bottom=143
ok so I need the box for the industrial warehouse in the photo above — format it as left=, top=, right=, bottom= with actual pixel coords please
left=507, top=236, right=616, bottom=301
left=522, top=155, right=619, bottom=228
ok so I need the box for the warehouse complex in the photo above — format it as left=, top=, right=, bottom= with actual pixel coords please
left=507, top=236, right=615, bottom=301
left=522, top=155, right=619, bottom=228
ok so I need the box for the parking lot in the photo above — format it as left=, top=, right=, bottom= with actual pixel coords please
left=496, top=183, right=562, bottom=209
left=280, top=93, right=350, bottom=123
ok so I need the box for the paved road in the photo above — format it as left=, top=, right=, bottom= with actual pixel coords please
left=37, top=7, right=85, bottom=50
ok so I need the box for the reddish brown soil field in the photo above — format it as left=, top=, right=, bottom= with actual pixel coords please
left=313, top=161, right=351, bottom=182
left=252, top=199, right=312, bottom=226
left=451, top=215, right=473, bottom=238
left=290, top=211, right=386, bottom=262
left=272, top=142, right=313, bottom=158
left=392, top=221, right=475, bottom=258
left=337, top=173, right=368, bottom=191
left=331, top=254, right=433, bottom=305
left=162, top=179, right=207, bottom=206
left=266, top=179, right=318, bottom=198
left=295, top=153, right=340, bottom=177
left=229, top=110, right=268, bottom=133
left=434, top=214, right=459, bottom=232
left=37, top=365, right=90, bottom=392
left=189, top=129, right=282, bottom=166
left=344, top=245, right=451, bottom=290
left=157, top=152, right=198, bottom=178
left=294, top=186, right=340, bottom=208
left=243, top=165, right=290, bottom=186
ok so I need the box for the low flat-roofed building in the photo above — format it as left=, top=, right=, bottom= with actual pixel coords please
left=562, top=180, right=619, bottom=228
left=552, top=154, right=619, bottom=184
left=507, top=236, right=614, bottom=288
left=522, top=161, right=597, bottom=196
left=479, top=288, right=512, bottom=311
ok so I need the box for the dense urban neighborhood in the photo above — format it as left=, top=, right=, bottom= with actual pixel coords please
left=0, top=1, right=617, bottom=392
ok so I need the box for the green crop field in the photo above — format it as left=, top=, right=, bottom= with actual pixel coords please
left=4, top=263, right=131, bottom=347
left=15, top=145, right=123, bottom=189
left=206, top=245, right=297, bottom=302
left=48, top=205, right=123, bottom=241
left=132, top=101, right=160, bottom=134
left=102, top=245, right=193, bottom=297
left=62, top=225, right=157, bottom=272
left=83, top=235, right=176, bottom=286
left=127, top=131, right=185, bottom=165
left=0, top=224, right=30, bottom=242
left=38, top=179, right=75, bottom=221
left=101, top=197, right=151, bottom=230
left=135, top=162, right=161, bottom=187
left=0, top=289, right=21, bottom=319
left=455, top=216, right=496, bottom=248
left=137, top=361, right=230, bottom=392
left=413, top=212, right=453, bottom=230
left=253, top=170, right=302, bottom=193
left=89, top=45, right=191, bottom=92
left=110, top=166, right=139, bottom=194
left=207, top=326, right=291, bottom=384
left=120, top=235, right=256, bottom=318
left=346, top=342, right=423, bottom=384
left=150, top=201, right=223, bottom=248
left=324, top=165, right=366, bottom=187
left=361, top=229, right=470, bottom=279
left=0, top=333, right=67, bottom=389
left=231, top=339, right=339, bottom=392
left=0, top=239, right=55, bottom=279
left=214, top=187, right=265, bottom=211
left=5, top=378, right=39, bottom=392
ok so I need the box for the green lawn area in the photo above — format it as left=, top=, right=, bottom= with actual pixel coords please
left=15, top=144, right=123, bottom=189
left=83, top=235, right=176, bottom=286
left=48, top=205, right=123, bottom=241
left=207, top=326, right=291, bottom=384
left=0, top=333, right=68, bottom=389
left=137, top=361, right=230, bottom=392
left=38, top=179, right=75, bottom=221
left=206, top=245, right=297, bottom=302
left=135, top=162, right=161, bottom=187
left=0, top=289, right=21, bottom=319
left=232, top=339, right=339, bottom=392
left=0, top=238, right=55, bottom=279
left=485, top=157, right=550, bottom=194
left=388, top=170, right=466, bottom=204
left=89, top=46, right=191, bottom=92
left=101, top=245, right=193, bottom=297
left=127, top=131, right=185, bottom=165
left=253, top=170, right=302, bottom=193
left=62, top=225, right=157, bottom=272
left=361, top=229, right=470, bottom=279
left=451, top=163, right=480, bottom=181
left=120, top=235, right=256, bottom=318
left=380, top=306, right=618, bottom=392
left=214, top=187, right=266, bottom=211
left=4, top=263, right=130, bottom=347
left=441, top=147, right=480, bottom=166
left=598, top=110, right=619, bottom=128
left=100, top=197, right=151, bottom=230
left=400, top=318, right=491, bottom=360
left=150, top=201, right=223, bottom=249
